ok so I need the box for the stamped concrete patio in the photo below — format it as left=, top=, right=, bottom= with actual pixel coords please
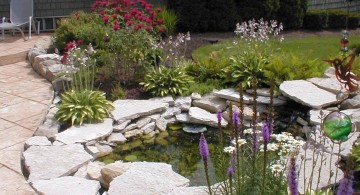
left=0, top=34, right=53, bottom=194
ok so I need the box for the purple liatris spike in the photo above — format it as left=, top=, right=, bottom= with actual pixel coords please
left=288, top=156, right=299, bottom=195
left=252, top=129, right=259, bottom=154
left=227, top=166, right=234, bottom=178
left=230, top=150, right=237, bottom=169
left=199, top=133, right=209, bottom=162
left=217, top=109, right=222, bottom=124
left=337, top=173, right=354, bottom=195
left=232, top=112, right=239, bottom=129
left=262, top=120, right=271, bottom=144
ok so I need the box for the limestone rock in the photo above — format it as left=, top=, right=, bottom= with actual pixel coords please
left=161, top=107, right=181, bottom=119
left=192, top=94, right=227, bottom=113
left=167, top=186, right=208, bottom=195
left=307, top=77, right=343, bottom=94
left=309, top=109, right=331, bottom=125
left=223, top=105, right=253, bottom=122
left=174, top=96, right=192, bottom=111
left=123, top=124, right=137, bottom=132
left=166, top=117, right=177, bottom=125
left=108, top=162, right=189, bottom=195
left=191, top=92, right=202, bottom=100
left=147, top=114, right=161, bottom=122
left=23, top=144, right=93, bottom=182
left=55, top=118, right=113, bottom=144
left=189, top=107, right=228, bottom=127
left=256, top=96, right=287, bottom=106
left=95, top=143, right=113, bottom=158
left=141, top=122, right=156, bottom=134
left=149, top=96, right=175, bottom=106
left=101, top=161, right=130, bottom=189
left=31, top=176, right=100, bottom=195
left=323, top=67, right=335, bottom=78
left=113, top=120, right=131, bottom=132
left=136, top=117, right=152, bottom=128
left=341, top=94, right=360, bottom=109
left=246, top=88, right=275, bottom=97
left=25, top=136, right=51, bottom=149
left=279, top=80, right=338, bottom=109
left=34, top=118, right=60, bottom=139
left=51, top=76, right=72, bottom=92
left=175, top=113, right=191, bottom=123
left=156, top=117, right=168, bottom=132
left=73, top=163, right=88, bottom=178
left=111, top=100, right=168, bottom=123
left=45, top=63, right=74, bottom=81
left=33, top=54, right=61, bottom=70
left=107, top=133, right=127, bottom=144
left=87, top=161, right=105, bottom=180
left=28, top=47, right=47, bottom=64
left=212, top=88, right=252, bottom=103
left=124, top=129, right=143, bottom=139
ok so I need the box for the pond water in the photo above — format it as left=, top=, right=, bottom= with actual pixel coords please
left=98, top=100, right=310, bottom=186
left=98, top=126, right=227, bottom=186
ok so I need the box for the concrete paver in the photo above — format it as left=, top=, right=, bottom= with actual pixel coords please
left=0, top=34, right=53, bottom=194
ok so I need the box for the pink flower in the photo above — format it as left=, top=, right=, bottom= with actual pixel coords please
left=113, top=24, right=120, bottom=30
left=156, top=8, right=162, bottom=13
left=102, top=15, right=110, bottom=22
left=126, top=21, right=133, bottom=26
left=124, top=14, right=131, bottom=20
left=112, top=14, right=118, bottom=19
left=100, top=10, right=105, bottom=15
left=115, top=6, right=121, bottom=11
left=157, top=18, right=164, bottom=24
left=145, top=26, right=152, bottom=31
left=158, top=28, right=165, bottom=33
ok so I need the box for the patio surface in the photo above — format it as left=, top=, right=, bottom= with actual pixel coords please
left=0, top=34, right=54, bottom=194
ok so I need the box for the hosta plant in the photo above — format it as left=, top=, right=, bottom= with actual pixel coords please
left=56, top=90, right=114, bottom=126
left=140, top=66, right=193, bottom=97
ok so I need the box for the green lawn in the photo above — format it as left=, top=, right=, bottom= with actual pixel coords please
left=192, top=35, right=360, bottom=69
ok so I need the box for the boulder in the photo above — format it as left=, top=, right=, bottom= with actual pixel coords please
left=307, top=77, right=343, bottom=94
left=175, top=113, right=191, bottom=123
left=341, top=94, right=360, bottom=109
left=31, top=176, right=100, bottom=195
left=33, top=54, right=61, bottom=70
left=279, top=80, right=338, bottom=109
left=111, top=100, right=168, bottom=123
left=94, top=143, right=113, bottom=158
left=212, top=88, right=252, bottom=103
left=174, top=96, right=192, bottom=111
left=23, top=144, right=93, bottom=182
left=55, top=118, right=113, bottom=144
left=141, top=122, right=156, bottom=134
left=188, top=107, right=228, bottom=127
left=192, top=94, right=227, bottom=113
left=45, top=63, right=74, bottom=81
left=86, top=161, right=105, bottom=180
left=108, top=162, right=189, bottom=195
left=25, top=136, right=51, bottom=149
left=51, top=76, right=72, bottom=92
left=107, top=133, right=127, bottom=144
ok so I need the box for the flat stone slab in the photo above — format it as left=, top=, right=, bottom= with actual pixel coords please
left=212, top=88, right=252, bottom=103
left=192, top=94, right=227, bottom=113
left=23, top=144, right=93, bottom=182
left=149, top=96, right=175, bottom=106
left=111, top=100, right=168, bottom=123
left=108, top=162, right=189, bottom=195
left=175, top=96, right=192, bottom=111
left=307, top=77, right=343, bottom=94
left=279, top=80, right=338, bottom=109
left=31, top=176, right=100, bottom=195
left=25, top=136, right=51, bottom=149
left=167, top=186, right=208, bottom=195
left=188, top=107, right=228, bottom=127
left=175, top=113, right=191, bottom=123
left=55, top=118, right=113, bottom=144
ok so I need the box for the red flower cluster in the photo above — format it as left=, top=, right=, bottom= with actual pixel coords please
left=91, top=0, right=165, bottom=33
left=61, top=40, right=83, bottom=63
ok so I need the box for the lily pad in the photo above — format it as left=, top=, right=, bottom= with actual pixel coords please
left=168, top=124, right=183, bottom=131
left=183, top=125, right=207, bottom=133
left=124, top=154, right=137, bottom=162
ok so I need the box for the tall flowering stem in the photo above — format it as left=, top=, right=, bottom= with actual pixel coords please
left=261, top=119, right=272, bottom=194
left=288, top=155, right=299, bottom=195
left=217, top=109, right=223, bottom=147
left=199, top=133, right=212, bottom=195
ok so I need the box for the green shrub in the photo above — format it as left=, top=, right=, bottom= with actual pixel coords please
left=156, top=7, right=178, bottom=35
left=348, top=14, right=359, bottom=29
left=303, top=10, right=328, bottom=30
left=183, top=79, right=223, bottom=96
left=235, top=0, right=280, bottom=21
left=110, top=84, right=127, bottom=101
left=207, top=0, right=238, bottom=32
left=226, top=50, right=269, bottom=88
left=140, top=66, right=193, bottom=97
left=56, top=90, right=114, bottom=126
left=185, top=52, right=228, bottom=82
left=351, top=141, right=360, bottom=171
left=327, top=9, right=347, bottom=29
left=265, top=53, right=325, bottom=88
